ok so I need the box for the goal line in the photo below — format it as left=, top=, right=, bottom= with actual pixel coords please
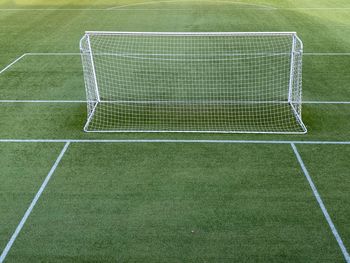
left=1, top=51, right=350, bottom=75
left=0, top=139, right=350, bottom=145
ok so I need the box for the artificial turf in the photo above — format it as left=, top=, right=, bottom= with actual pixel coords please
left=3, top=143, right=346, bottom=262
left=0, top=143, right=66, bottom=253
left=1, top=0, right=350, bottom=262
left=296, top=145, right=350, bottom=250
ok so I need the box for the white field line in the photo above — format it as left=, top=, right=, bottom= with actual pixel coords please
left=291, top=143, right=350, bottom=263
left=0, top=53, right=78, bottom=77
left=304, top=53, right=350, bottom=56
left=0, top=100, right=86, bottom=103
left=1, top=51, right=349, bottom=77
left=0, top=139, right=350, bottom=145
left=26, top=52, right=80, bottom=56
left=0, top=8, right=207, bottom=11
left=25, top=52, right=350, bottom=56
left=1, top=100, right=350, bottom=104
left=284, top=7, right=350, bottom=10
left=0, top=142, right=70, bottom=263
left=1, top=7, right=350, bottom=11
left=303, top=101, right=350, bottom=104
left=1, top=52, right=349, bottom=105
left=0, top=54, right=27, bottom=75
left=0, top=52, right=350, bottom=105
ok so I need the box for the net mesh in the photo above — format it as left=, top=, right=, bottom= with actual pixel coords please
left=80, top=32, right=305, bottom=133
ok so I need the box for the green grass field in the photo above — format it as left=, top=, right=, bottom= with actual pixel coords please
left=0, top=0, right=350, bottom=262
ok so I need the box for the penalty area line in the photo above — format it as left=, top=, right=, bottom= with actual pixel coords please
left=304, top=53, right=350, bottom=56
left=303, top=101, right=350, bottom=104
left=0, top=142, right=70, bottom=263
left=26, top=52, right=80, bottom=56
left=291, top=143, right=350, bottom=263
left=0, top=100, right=86, bottom=103
left=0, top=54, right=27, bottom=75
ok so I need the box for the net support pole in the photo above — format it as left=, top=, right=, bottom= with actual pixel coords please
left=288, top=34, right=296, bottom=103
left=86, top=33, right=101, bottom=102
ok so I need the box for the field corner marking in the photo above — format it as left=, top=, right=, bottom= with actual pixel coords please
left=0, top=54, right=27, bottom=75
left=290, top=143, right=350, bottom=263
left=0, top=141, right=70, bottom=263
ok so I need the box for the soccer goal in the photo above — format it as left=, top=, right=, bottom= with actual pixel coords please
left=80, top=31, right=306, bottom=134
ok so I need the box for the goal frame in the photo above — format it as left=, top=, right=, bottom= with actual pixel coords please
left=80, top=31, right=307, bottom=134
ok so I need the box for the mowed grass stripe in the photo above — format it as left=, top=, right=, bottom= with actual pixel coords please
left=3, top=143, right=346, bottom=262
left=2, top=54, right=350, bottom=103
left=2, top=7, right=350, bottom=11
left=1, top=4, right=350, bottom=60
left=0, top=142, right=70, bottom=263
left=0, top=55, right=85, bottom=101
left=1, top=100, right=350, bottom=104
left=291, top=144, right=350, bottom=262
left=1, top=103, right=350, bottom=140
left=0, top=54, right=26, bottom=75
left=0, top=139, right=350, bottom=145
left=295, top=145, right=350, bottom=255
left=0, top=143, right=67, bottom=256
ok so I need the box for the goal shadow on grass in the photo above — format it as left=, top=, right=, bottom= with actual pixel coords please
left=85, top=101, right=306, bottom=134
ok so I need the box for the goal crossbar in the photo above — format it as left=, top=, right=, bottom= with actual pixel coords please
left=84, top=31, right=297, bottom=36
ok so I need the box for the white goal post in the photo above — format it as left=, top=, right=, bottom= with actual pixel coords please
left=80, top=31, right=307, bottom=134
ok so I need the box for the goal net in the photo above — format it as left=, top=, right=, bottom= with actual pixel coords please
left=80, top=31, right=306, bottom=134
